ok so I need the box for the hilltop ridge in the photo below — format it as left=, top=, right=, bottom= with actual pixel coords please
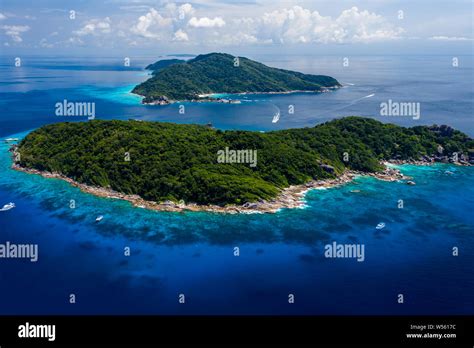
left=133, top=52, right=341, bottom=104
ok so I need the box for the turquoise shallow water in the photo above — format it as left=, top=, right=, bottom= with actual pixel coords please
left=1, top=131, right=473, bottom=314
left=78, top=84, right=144, bottom=106
left=0, top=55, right=473, bottom=314
left=2, top=55, right=473, bottom=137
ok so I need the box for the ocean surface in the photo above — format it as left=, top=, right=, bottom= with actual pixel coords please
left=0, top=55, right=473, bottom=314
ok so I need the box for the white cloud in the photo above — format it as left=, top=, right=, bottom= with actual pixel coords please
left=67, top=37, right=84, bottom=45
left=1, top=25, right=30, bottom=42
left=188, top=16, right=225, bottom=28
left=257, top=6, right=403, bottom=44
left=0, top=12, right=6, bottom=20
left=429, top=36, right=472, bottom=41
left=130, top=8, right=174, bottom=39
left=221, top=32, right=259, bottom=45
left=74, top=17, right=112, bottom=36
left=177, top=3, right=195, bottom=18
left=127, top=5, right=403, bottom=46
left=39, top=38, right=53, bottom=48
left=173, top=29, right=189, bottom=41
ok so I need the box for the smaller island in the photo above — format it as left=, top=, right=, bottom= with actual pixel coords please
left=145, top=58, right=186, bottom=73
left=133, top=53, right=341, bottom=105
left=11, top=117, right=473, bottom=214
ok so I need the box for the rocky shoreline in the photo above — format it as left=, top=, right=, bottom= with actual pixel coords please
left=387, top=156, right=472, bottom=166
left=11, top=161, right=410, bottom=214
left=141, top=86, right=339, bottom=106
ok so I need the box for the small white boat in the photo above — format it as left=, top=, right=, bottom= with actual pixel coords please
left=4, top=138, right=19, bottom=142
left=376, top=222, right=386, bottom=230
left=445, top=170, right=454, bottom=175
left=0, top=202, right=16, bottom=211
left=272, top=111, right=280, bottom=123
left=95, top=215, right=104, bottom=222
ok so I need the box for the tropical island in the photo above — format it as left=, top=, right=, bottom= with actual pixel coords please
left=145, top=58, right=185, bottom=73
left=132, top=53, right=341, bottom=104
left=12, top=117, right=473, bottom=213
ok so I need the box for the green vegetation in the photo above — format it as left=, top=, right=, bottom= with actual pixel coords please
left=17, top=117, right=473, bottom=205
left=133, top=53, right=341, bottom=103
left=145, top=59, right=186, bottom=74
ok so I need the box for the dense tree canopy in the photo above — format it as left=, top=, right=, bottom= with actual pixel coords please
left=133, top=53, right=341, bottom=102
left=145, top=59, right=185, bottom=74
left=17, top=117, right=473, bottom=205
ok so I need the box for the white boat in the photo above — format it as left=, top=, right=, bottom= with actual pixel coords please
left=0, top=202, right=16, bottom=211
left=272, top=111, right=280, bottom=123
left=4, top=138, right=19, bottom=143
left=95, top=215, right=104, bottom=222
left=376, top=222, right=386, bottom=230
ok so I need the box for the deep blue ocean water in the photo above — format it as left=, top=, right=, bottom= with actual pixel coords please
left=0, top=55, right=473, bottom=314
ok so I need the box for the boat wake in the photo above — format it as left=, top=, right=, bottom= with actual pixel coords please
left=272, top=111, right=280, bottom=123
left=351, top=93, right=375, bottom=103
left=271, top=104, right=281, bottom=123
left=312, top=92, right=376, bottom=118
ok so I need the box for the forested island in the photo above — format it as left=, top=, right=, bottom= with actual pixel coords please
left=132, top=53, right=341, bottom=104
left=13, top=117, right=473, bottom=212
left=145, top=58, right=185, bottom=73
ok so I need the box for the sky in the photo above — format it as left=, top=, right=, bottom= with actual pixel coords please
left=0, top=0, right=472, bottom=56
